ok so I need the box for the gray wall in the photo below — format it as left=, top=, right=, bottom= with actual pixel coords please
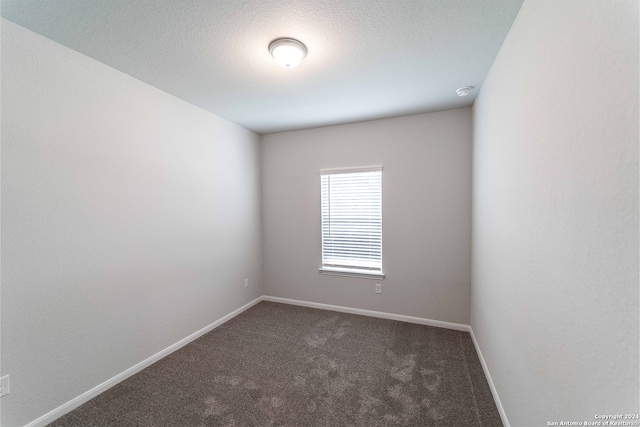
left=262, top=109, right=472, bottom=324
left=471, top=1, right=639, bottom=425
left=1, top=20, right=263, bottom=427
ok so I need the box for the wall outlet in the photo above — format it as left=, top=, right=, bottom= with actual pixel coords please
left=0, top=375, right=9, bottom=398
left=375, top=283, right=382, bottom=294
left=244, top=278, right=249, bottom=288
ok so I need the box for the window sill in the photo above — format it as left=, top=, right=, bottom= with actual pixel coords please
left=319, top=267, right=385, bottom=280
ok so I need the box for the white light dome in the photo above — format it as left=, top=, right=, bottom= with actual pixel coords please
left=269, top=38, right=307, bottom=69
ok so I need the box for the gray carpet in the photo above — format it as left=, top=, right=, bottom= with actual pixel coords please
left=48, top=302, right=503, bottom=426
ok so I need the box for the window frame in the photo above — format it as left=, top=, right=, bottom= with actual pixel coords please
left=318, top=166, right=385, bottom=280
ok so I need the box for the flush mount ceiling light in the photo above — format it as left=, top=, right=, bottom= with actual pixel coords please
left=269, top=38, right=307, bottom=68
left=456, top=86, right=474, bottom=97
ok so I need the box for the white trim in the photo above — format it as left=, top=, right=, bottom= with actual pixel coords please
left=320, top=165, right=382, bottom=174
left=318, top=267, right=385, bottom=280
left=24, top=297, right=263, bottom=427
left=468, top=326, right=511, bottom=427
left=25, top=295, right=509, bottom=427
left=261, top=295, right=470, bottom=331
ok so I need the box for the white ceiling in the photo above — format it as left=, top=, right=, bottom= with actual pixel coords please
left=1, top=0, right=523, bottom=134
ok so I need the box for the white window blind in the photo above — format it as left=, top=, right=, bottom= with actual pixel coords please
left=321, top=167, right=382, bottom=276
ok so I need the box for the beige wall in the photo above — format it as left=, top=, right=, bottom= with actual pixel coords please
left=262, top=108, right=472, bottom=324
left=471, top=1, right=639, bottom=425
left=1, top=20, right=263, bottom=427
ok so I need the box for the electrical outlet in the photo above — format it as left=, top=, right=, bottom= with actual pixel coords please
left=0, top=375, right=9, bottom=398
left=244, top=278, right=249, bottom=288
left=375, top=283, right=382, bottom=294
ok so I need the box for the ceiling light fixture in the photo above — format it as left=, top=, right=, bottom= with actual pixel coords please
left=456, top=86, right=474, bottom=97
left=269, top=38, right=307, bottom=69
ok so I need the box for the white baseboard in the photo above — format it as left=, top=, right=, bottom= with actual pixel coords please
left=25, top=296, right=263, bottom=427
left=26, top=295, right=509, bottom=427
left=468, top=326, right=511, bottom=427
left=261, top=295, right=471, bottom=331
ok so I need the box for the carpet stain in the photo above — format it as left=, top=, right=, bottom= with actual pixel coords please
left=270, top=396, right=284, bottom=408
left=421, top=397, right=432, bottom=407
left=214, top=375, right=243, bottom=387
left=358, top=394, right=381, bottom=411
left=292, top=352, right=365, bottom=425
left=203, top=396, right=229, bottom=417
left=243, top=379, right=258, bottom=390
left=332, top=321, right=350, bottom=339
left=382, top=349, right=458, bottom=424
left=387, top=351, right=417, bottom=383
left=386, top=383, right=420, bottom=423
left=427, top=400, right=454, bottom=420
left=419, top=367, right=441, bottom=392
left=293, top=375, right=306, bottom=387
left=303, top=316, right=351, bottom=348
left=304, top=353, right=354, bottom=398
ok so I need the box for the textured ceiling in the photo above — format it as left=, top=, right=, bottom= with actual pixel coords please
left=1, top=0, right=523, bottom=134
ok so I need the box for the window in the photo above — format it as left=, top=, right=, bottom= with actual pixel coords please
left=320, top=166, right=384, bottom=279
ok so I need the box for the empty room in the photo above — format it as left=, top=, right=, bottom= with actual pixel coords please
left=1, top=0, right=638, bottom=426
